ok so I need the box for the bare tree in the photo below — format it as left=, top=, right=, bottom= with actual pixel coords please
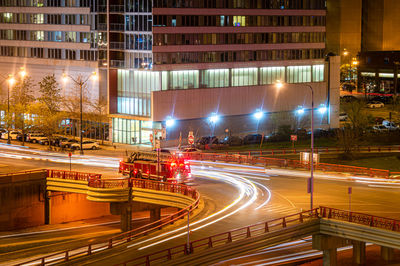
left=88, top=96, right=108, bottom=144
left=11, top=76, right=35, bottom=146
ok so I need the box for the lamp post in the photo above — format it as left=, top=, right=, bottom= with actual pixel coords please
left=6, top=75, right=15, bottom=144
left=276, top=81, right=315, bottom=210
left=63, top=72, right=97, bottom=155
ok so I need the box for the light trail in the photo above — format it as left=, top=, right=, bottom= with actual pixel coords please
left=130, top=168, right=265, bottom=250
left=0, top=143, right=120, bottom=168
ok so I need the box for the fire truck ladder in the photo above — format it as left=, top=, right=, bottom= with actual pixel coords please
left=130, top=151, right=172, bottom=162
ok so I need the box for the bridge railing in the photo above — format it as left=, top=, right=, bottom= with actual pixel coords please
left=18, top=179, right=200, bottom=266
left=320, top=206, right=400, bottom=232
left=118, top=208, right=319, bottom=266
left=47, top=169, right=101, bottom=181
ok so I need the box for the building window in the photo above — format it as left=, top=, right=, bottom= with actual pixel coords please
left=201, top=69, right=229, bottom=88
left=233, top=16, right=246, bottom=26
left=169, top=70, right=199, bottom=90
left=287, top=66, right=311, bottom=83
left=260, top=67, right=285, bottom=85
left=232, top=68, right=258, bottom=86
left=312, top=65, right=324, bottom=82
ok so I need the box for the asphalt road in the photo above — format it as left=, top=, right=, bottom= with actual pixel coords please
left=1, top=143, right=400, bottom=265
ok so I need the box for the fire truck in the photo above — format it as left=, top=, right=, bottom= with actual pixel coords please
left=119, top=151, right=191, bottom=183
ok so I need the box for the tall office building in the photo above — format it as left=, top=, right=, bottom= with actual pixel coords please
left=0, top=0, right=339, bottom=145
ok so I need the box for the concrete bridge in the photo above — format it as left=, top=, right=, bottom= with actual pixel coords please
left=121, top=207, right=400, bottom=266
left=45, top=169, right=199, bottom=231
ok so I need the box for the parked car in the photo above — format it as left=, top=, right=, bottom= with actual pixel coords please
left=196, top=136, right=218, bottom=145
left=369, top=96, right=393, bottom=104
left=243, top=134, right=263, bottom=145
left=367, top=101, right=384, bottom=108
left=60, top=138, right=79, bottom=148
left=27, top=133, right=47, bottom=143
left=51, top=136, right=69, bottom=147
left=372, top=125, right=388, bottom=132
left=340, top=95, right=358, bottom=102
left=0, top=128, right=6, bottom=138
left=339, top=112, right=348, bottom=121
left=220, top=136, right=243, bottom=146
left=382, top=120, right=399, bottom=130
left=39, top=137, right=50, bottom=145
left=1, top=130, right=20, bottom=140
left=71, top=140, right=100, bottom=150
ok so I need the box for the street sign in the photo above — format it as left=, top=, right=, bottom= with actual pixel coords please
left=290, top=135, right=298, bottom=141
left=348, top=187, right=352, bottom=194
left=188, top=135, right=194, bottom=145
left=68, top=152, right=72, bottom=157
left=150, top=134, right=153, bottom=144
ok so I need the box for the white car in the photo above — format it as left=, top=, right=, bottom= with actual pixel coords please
left=372, top=125, right=388, bottom=132
left=367, top=101, right=384, bottom=108
left=1, top=131, right=20, bottom=140
left=71, top=141, right=100, bottom=150
left=27, top=133, right=46, bottom=143
left=339, top=112, right=348, bottom=121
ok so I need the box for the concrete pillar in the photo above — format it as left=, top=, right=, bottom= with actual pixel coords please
left=120, top=205, right=132, bottom=232
left=352, top=241, right=366, bottom=265
left=312, top=234, right=349, bottom=266
left=150, top=208, right=161, bottom=222
left=381, top=246, right=394, bottom=262
left=110, top=202, right=132, bottom=232
left=323, top=249, right=337, bottom=266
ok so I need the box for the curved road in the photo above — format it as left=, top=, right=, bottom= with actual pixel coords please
left=0, top=143, right=399, bottom=265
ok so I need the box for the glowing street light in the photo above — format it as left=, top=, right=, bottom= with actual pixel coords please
left=254, top=110, right=264, bottom=120
left=318, top=105, right=327, bottom=114
left=296, top=107, right=305, bottom=115
left=208, top=114, right=220, bottom=124
left=166, top=118, right=175, bottom=128
left=275, top=81, right=315, bottom=210
left=275, top=80, right=283, bottom=90
left=19, top=67, right=26, bottom=78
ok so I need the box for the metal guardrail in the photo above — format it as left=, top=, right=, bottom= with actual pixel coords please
left=320, top=206, right=400, bottom=232
left=17, top=172, right=200, bottom=266
left=183, top=152, right=393, bottom=178
left=117, top=208, right=319, bottom=266
left=119, top=206, right=400, bottom=265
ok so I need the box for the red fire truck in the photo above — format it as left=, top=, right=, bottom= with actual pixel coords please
left=119, top=151, right=191, bottom=183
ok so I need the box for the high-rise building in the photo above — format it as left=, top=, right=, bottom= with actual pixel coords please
left=0, top=0, right=339, bottom=145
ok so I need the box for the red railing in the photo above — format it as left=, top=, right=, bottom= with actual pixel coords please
left=118, top=208, right=319, bottom=266
left=223, top=145, right=400, bottom=156
left=47, top=169, right=101, bottom=181
left=18, top=179, right=200, bottom=266
left=320, top=206, right=400, bottom=232
left=184, top=152, right=393, bottom=178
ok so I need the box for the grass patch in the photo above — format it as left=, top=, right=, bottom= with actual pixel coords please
left=321, top=153, right=400, bottom=172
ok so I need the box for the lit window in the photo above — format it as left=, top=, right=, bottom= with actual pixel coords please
left=233, top=16, right=246, bottom=27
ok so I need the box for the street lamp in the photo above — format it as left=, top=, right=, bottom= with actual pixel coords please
left=6, top=75, right=15, bottom=144
left=275, top=81, right=315, bottom=210
left=62, top=71, right=98, bottom=155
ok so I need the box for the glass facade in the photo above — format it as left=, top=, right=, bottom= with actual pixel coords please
left=117, top=69, right=160, bottom=117
left=260, top=67, right=285, bottom=85
left=112, top=117, right=161, bottom=144
left=287, top=66, right=312, bottom=83
left=202, top=69, right=229, bottom=88
left=232, top=68, right=258, bottom=86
